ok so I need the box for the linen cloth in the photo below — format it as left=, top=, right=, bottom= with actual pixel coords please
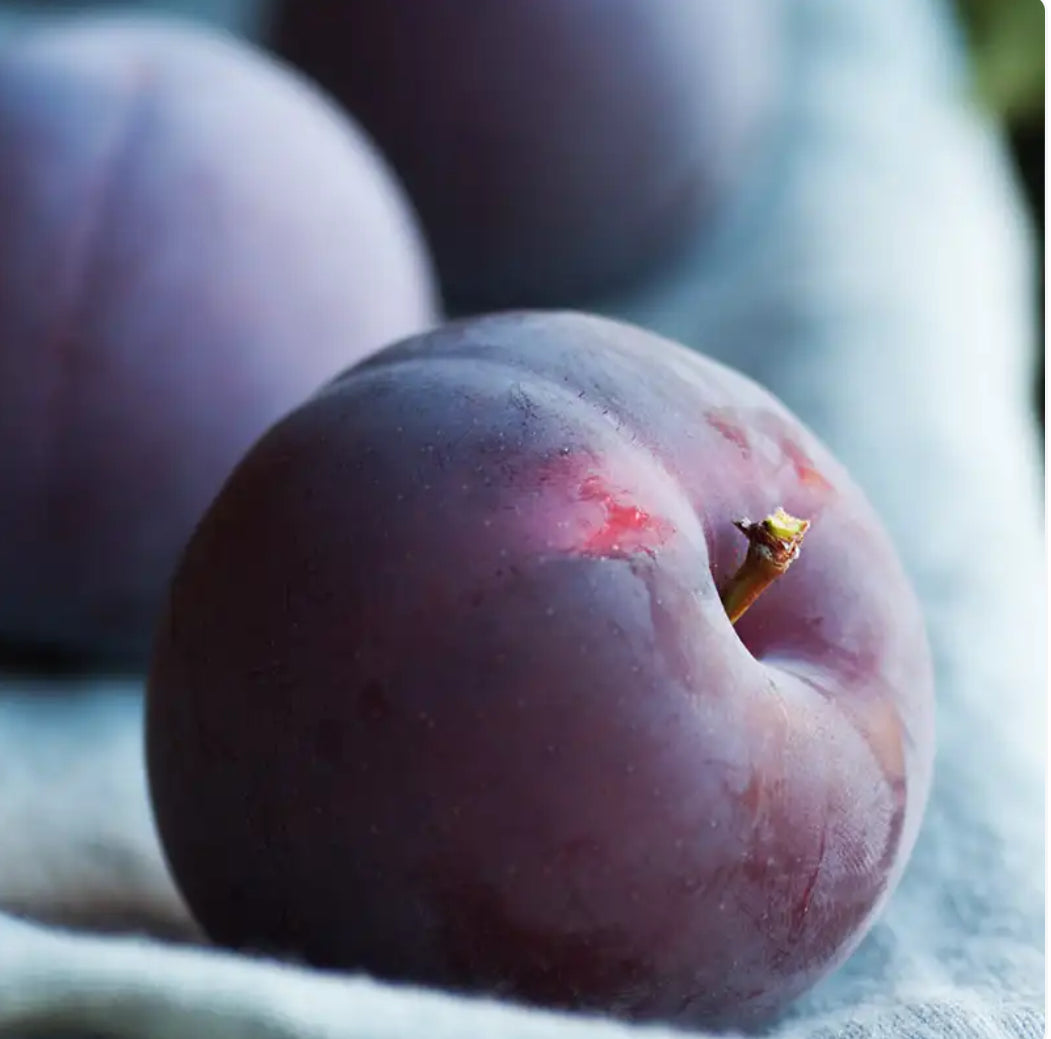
left=0, top=0, right=1044, bottom=1036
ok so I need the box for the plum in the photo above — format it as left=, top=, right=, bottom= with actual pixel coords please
left=271, top=0, right=776, bottom=310
left=147, top=312, right=934, bottom=1028
left=0, top=16, right=437, bottom=665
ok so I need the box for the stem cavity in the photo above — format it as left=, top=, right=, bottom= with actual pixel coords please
left=719, top=507, right=810, bottom=626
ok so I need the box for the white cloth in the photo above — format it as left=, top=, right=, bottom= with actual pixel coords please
left=0, top=0, right=1044, bottom=1036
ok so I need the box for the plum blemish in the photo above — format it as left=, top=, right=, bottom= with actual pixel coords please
left=706, top=408, right=832, bottom=493
left=576, top=474, right=674, bottom=558
left=779, top=438, right=832, bottom=492
left=705, top=409, right=751, bottom=457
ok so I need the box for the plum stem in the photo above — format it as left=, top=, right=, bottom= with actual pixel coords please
left=719, top=507, right=810, bottom=625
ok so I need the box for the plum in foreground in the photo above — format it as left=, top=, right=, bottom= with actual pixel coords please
left=273, top=0, right=775, bottom=310
left=147, top=312, right=934, bottom=1029
left=0, top=16, right=436, bottom=665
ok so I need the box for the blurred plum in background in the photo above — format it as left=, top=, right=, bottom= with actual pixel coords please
left=0, top=15, right=437, bottom=667
left=273, top=0, right=777, bottom=311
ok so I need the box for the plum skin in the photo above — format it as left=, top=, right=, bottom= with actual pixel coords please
left=273, top=0, right=776, bottom=310
left=0, top=16, right=436, bottom=664
left=147, top=312, right=934, bottom=1028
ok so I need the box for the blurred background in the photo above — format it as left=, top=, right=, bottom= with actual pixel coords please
left=0, top=0, right=1044, bottom=423
left=955, top=0, right=1044, bottom=427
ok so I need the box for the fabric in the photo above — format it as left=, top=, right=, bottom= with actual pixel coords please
left=0, top=0, right=1044, bottom=1036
